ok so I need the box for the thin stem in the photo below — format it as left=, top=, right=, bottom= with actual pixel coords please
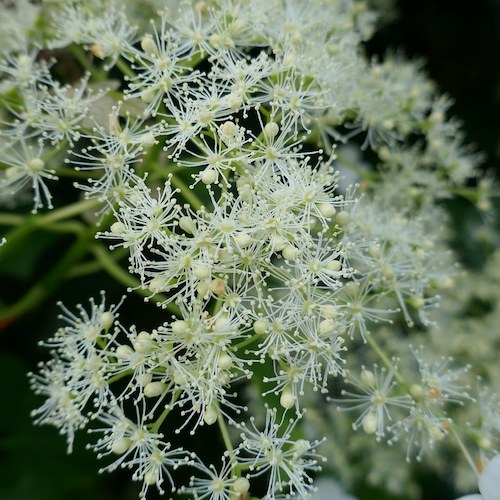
left=67, top=247, right=129, bottom=279
left=235, top=332, right=262, bottom=351
left=40, top=198, right=101, bottom=225
left=116, top=57, right=136, bottom=80
left=52, top=167, right=99, bottom=179
left=170, top=174, right=203, bottom=211
left=0, top=198, right=101, bottom=259
left=90, top=243, right=181, bottom=316
left=107, top=369, right=134, bottom=385
left=69, top=45, right=107, bottom=81
left=365, top=333, right=406, bottom=387
left=452, top=428, right=480, bottom=478
left=37, top=221, right=84, bottom=234
left=66, top=259, right=103, bottom=279
left=217, top=411, right=234, bottom=455
left=0, top=228, right=94, bottom=323
left=0, top=213, right=24, bottom=226
left=150, top=390, right=180, bottom=433
left=43, top=138, right=68, bottom=163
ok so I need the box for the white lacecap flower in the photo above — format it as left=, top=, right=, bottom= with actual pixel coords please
left=0, top=138, right=58, bottom=213
left=296, top=477, right=357, bottom=500
left=455, top=455, right=500, bottom=500
left=20, top=1, right=491, bottom=498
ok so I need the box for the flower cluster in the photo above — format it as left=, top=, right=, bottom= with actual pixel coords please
left=0, top=0, right=497, bottom=498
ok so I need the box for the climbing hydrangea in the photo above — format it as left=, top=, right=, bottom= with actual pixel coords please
left=0, top=0, right=498, bottom=498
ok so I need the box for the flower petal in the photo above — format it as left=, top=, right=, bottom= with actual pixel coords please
left=479, top=454, right=500, bottom=500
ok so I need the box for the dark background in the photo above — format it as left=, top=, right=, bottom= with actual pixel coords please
left=369, top=0, right=500, bottom=171
left=1, top=1, right=499, bottom=499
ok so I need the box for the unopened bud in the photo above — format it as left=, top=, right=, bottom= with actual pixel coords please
left=144, top=381, right=166, bottom=398
left=100, top=312, right=115, bottom=331
left=280, top=387, right=296, bottom=409
left=111, top=437, right=131, bottom=454
left=264, top=122, right=279, bottom=139
left=203, top=405, right=218, bottom=425
left=282, top=245, right=299, bottom=261
left=140, top=35, right=157, bottom=55
left=201, top=167, right=218, bottom=184
left=172, top=320, right=189, bottom=335
left=317, top=202, right=336, bottom=218
left=133, top=331, right=155, bottom=353
left=209, top=278, right=225, bottom=296
left=253, top=319, right=268, bottom=334
left=232, top=477, right=250, bottom=495
left=361, top=412, right=378, bottom=434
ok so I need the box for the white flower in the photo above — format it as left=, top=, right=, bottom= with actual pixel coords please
left=0, top=138, right=57, bottom=213
left=124, top=10, right=199, bottom=116
left=334, top=364, right=412, bottom=440
left=184, top=456, right=238, bottom=500
left=303, top=477, right=357, bottom=500
left=236, top=407, right=325, bottom=499
left=456, top=455, right=500, bottom=500
left=89, top=405, right=191, bottom=499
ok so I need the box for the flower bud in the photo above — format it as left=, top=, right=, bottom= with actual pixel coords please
left=335, top=211, right=350, bottom=226
left=209, top=278, right=225, bottom=296
left=111, top=437, right=131, bottom=455
left=253, top=319, right=268, bottom=334
left=317, top=202, right=336, bottom=218
left=115, top=344, right=133, bottom=357
left=203, top=405, right=218, bottom=425
left=144, top=381, right=166, bottom=398
left=137, top=373, right=153, bottom=387
left=179, top=216, right=196, bottom=234
left=140, top=35, right=157, bottom=55
left=360, top=369, right=375, bottom=387
left=201, top=167, right=218, bottom=184
left=280, top=387, right=296, bottom=409
left=362, top=412, right=378, bottom=434
left=133, top=331, right=155, bottom=353
left=264, top=122, right=279, bottom=139
left=232, top=477, right=250, bottom=495
left=218, top=353, right=233, bottom=371
left=100, top=312, right=114, bottom=331
left=172, top=320, right=189, bottom=335
left=326, top=260, right=341, bottom=272
left=282, top=245, right=299, bottom=260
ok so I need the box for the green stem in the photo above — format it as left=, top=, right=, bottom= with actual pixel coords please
left=235, top=332, right=261, bottom=351
left=37, top=221, right=84, bottom=234
left=150, top=390, right=180, bottom=433
left=52, top=168, right=99, bottom=179
left=452, top=428, right=480, bottom=478
left=69, top=45, right=107, bottom=81
left=116, top=57, right=135, bottom=80
left=67, top=247, right=129, bottom=279
left=0, top=198, right=101, bottom=258
left=2, top=197, right=98, bottom=234
left=66, top=259, right=103, bottom=279
left=0, top=227, right=95, bottom=323
left=90, top=243, right=181, bottom=316
left=40, top=198, right=101, bottom=225
left=169, top=174, right=203, bottom=211
left=0, top=214, right=24, bottom=226
left=43, top=138, right=68, bottom=163
left=107, top=369, right=134, bottom=385
left=365, top=333, right=407, bottom=387
left=452, top=186, right=500, bottom=198
left=217, top=411, right=234, bottom=455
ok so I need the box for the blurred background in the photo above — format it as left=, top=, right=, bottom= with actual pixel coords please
left=0, top=1, right=499, bottom=498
